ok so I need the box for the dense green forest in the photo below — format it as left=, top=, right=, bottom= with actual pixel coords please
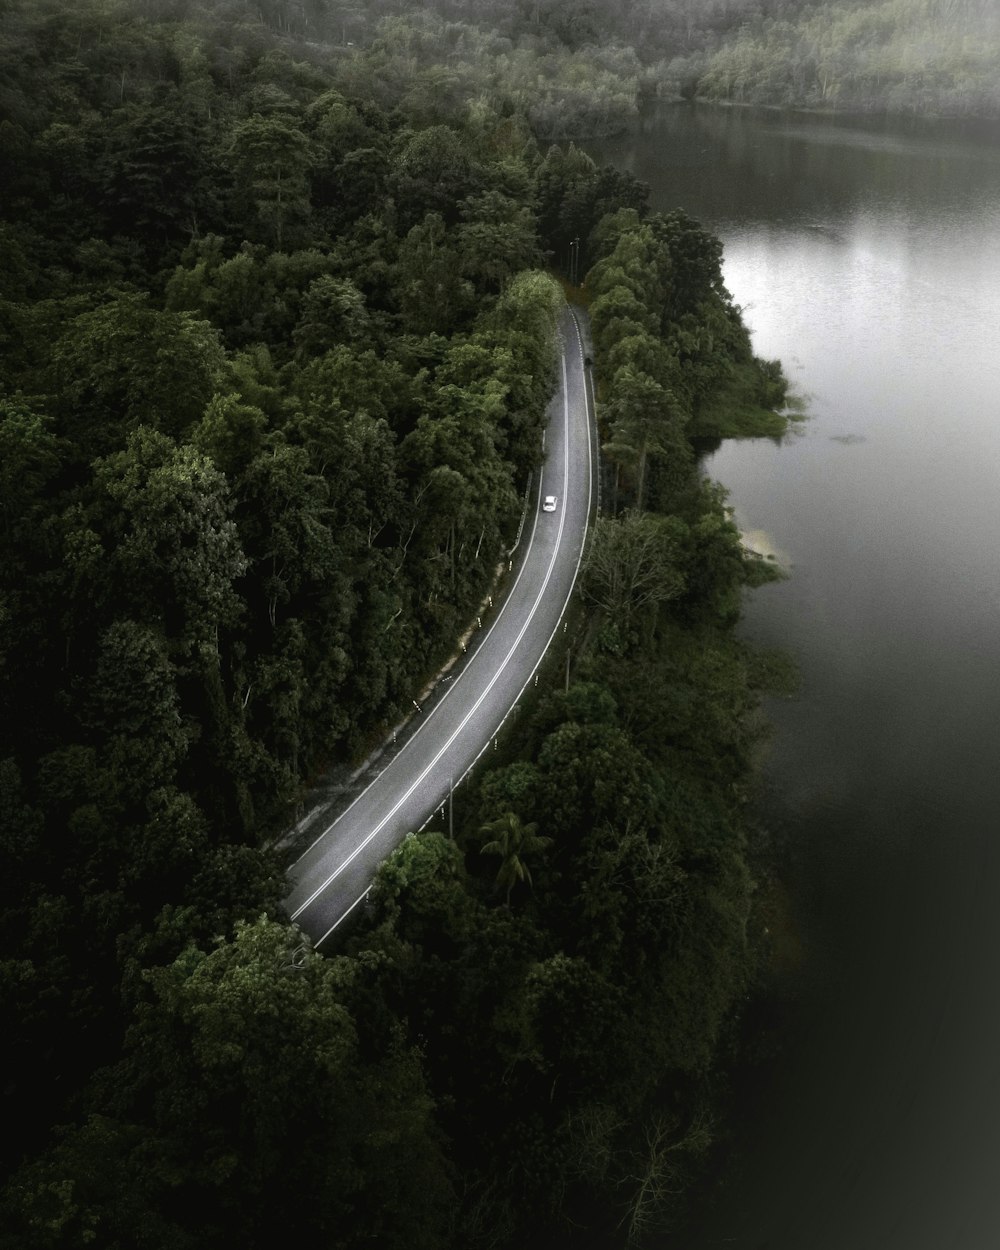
left=0, top=0, right=793, bottom=1246
left=158, top=0, right=1000, bottom=122
left=660, top=0, right=1000, bottom=115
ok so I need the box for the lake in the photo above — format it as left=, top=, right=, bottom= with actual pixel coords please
left=590, top=104, right=1000, bottom=1249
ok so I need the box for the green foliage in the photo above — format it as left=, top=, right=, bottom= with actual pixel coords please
left=662, top=0, right=1000, bottom=116
left=353, top=0, right=1000, bottom=123
left=0, top=398, right=60, bottom=543
left=690, top=360, right=796, bottom=440
left=3, top=918, right=455, bottom=1249
left=226, top=112, right=316, bottom=250
left=0, top=2, right=794, bottom=1245
left=391, top=124, right=484, bottom=228
left=368, top=831, right=472, bottom=942
left=48, top=293, right=227, bottom=453
left=456, top=190, right=542, bottom=293
left=585, top=206, right=789, bottom=468
left=581, top=511, right=686, bottom=644
left=394, top=212, right=475, bottom=335
left=534, top=146, right=650, bottom=276
left=479, top=811, right=552, bottom=906
left=360, top=11, right=642, bottom=139
left=89, top=429, right=248, bottom=652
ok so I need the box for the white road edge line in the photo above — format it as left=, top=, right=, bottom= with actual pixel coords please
left=310, top=309, right=593, bottom=946
left=293, top=355, right=572, bottom=922
left=315, top=887, right=370, bottom=945
left=290, top=443, right=547, bottom=871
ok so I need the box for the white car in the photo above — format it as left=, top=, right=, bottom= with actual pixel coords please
left=542, top=495, right=557, bottom=512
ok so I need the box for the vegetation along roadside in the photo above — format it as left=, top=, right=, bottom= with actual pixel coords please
left=1, top=1, right=797, bottom=1246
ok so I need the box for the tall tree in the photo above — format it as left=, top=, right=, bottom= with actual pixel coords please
left=480, top=810, right=551, bottom=906
left=580, top=511, right=686, bottom=642
left=226, top=112, right=316, bottom=250
left=88, top=429, right=247, bottom=654
left=2, top=918, right=454, bottom=1249
left=49, top=293, right=227, bottom=453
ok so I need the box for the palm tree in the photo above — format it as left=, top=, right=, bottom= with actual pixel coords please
left=479, top=811, right=551, bottom=907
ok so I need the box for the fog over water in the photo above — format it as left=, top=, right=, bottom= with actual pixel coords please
left=590, top=105, right=1000, bottom=1249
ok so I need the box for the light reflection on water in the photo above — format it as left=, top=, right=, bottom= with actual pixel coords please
left=591, top=107, right=1000, bottom=1249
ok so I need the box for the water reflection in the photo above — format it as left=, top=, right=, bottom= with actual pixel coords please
left=591, top=106, right=1000, bottom=1249
left=596, top=103, right=1000, bottom=231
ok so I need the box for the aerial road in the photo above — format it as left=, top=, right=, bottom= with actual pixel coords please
left=285, top=304, right=595, bottom=948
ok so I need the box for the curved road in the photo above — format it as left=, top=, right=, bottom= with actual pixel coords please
left=286, top=305, right=595, bottom=947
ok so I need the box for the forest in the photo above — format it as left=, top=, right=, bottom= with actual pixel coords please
left=196, top=0, right=1000, bottom=121
left=659, top=0, right=1000, bottom=116
left=0, top=0, right=795, bottom=1246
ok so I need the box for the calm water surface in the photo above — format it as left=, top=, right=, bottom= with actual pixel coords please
left=592, top=106, right=1000, bottom=1249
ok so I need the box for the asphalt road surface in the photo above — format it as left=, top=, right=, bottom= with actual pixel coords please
left=285, top=304, right=595, bottom=947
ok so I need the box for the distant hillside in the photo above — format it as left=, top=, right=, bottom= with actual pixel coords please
left=352, top=0, right=1000, bottom=120
left=660, top=0, right=1000, bottom=116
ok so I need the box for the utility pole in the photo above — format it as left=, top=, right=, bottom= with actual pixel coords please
left=448, top=776, right=454, bottom=841
left=569, top=236, right=580, bottom=285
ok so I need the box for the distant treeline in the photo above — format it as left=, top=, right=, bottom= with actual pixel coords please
left=661, top=0, right=1000, bottom=116
left=311, top=0, right=1000, bottom=121
left=0, top=1, right=789, bottom=1246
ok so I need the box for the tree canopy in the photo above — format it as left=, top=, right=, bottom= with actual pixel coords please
left=0, top=2, right=793, bottom=1246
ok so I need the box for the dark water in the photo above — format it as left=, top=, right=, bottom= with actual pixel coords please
left=591, top=106, right=1000, bottom=1249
